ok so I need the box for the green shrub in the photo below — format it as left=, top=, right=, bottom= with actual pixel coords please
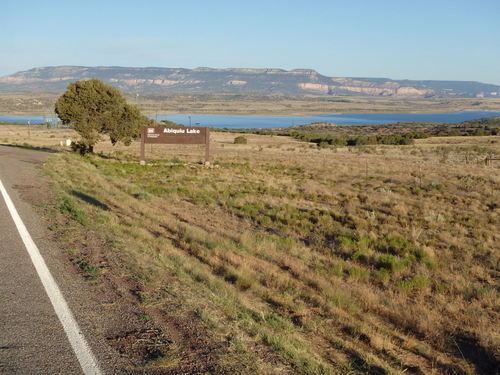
left=263, top=312, right=293, bottom=331
left=351, top=249, right=371, bottom=264
left=377, top=254, right=406, bottom=273
left=59, top=197, right=89, bottom=225
left=133, top=191, right=153, bottom=200
left=375, top=235, right=415, bottom=256
left=74, top=259, right=99, bottom=280
left=374, top=268, right=391, bottom=284
left=234, top=135, right=248, bottom=144
left=397, top=275, right=430, bottom=293
left=236, top=276, right=254, bottom=291
left=348, top=266, right=370, bottom=281
left=56, top=79, right=147, bottom=154
left=337, top=232, right=358, bottom=251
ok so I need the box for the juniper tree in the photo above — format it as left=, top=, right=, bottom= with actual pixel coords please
left=55, top=79, right=148, bottom=154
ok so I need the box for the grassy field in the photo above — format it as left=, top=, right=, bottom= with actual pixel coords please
left=2, top=92, right=500, bottom=116
left=1, top=123, right=499, bottom=374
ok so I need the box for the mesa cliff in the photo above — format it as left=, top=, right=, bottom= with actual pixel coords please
left=1, top=66, right=498, bottom=98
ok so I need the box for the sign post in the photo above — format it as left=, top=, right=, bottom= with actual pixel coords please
left=140, top=126, right=210, bottom=165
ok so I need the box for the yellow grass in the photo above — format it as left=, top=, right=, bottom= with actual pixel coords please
left=1, top=123, right=499, bottom=375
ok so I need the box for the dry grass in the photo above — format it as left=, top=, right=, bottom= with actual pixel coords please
left=2, top=123, right=499, bottom=375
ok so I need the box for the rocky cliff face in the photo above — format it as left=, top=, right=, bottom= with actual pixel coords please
left=0, top=66, right=498, bottom=98
left=329, top=78, right=435, bottom=97
left=297, top=83, right=331, bottom=94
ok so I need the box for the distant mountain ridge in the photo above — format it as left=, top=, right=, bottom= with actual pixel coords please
left=1, top=66, right=499, bottom=98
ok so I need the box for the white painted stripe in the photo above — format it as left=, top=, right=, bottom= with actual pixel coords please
left=0, top=178, right=103, bottom=375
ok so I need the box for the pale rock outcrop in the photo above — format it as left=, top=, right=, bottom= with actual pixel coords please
left=0, top=76, right=75, bottom=83
left=298, top=83, right=331, bottom=94
left=396, top=86, right=434, bottom=96
left=338, top=86, right=393, bottom=95
left=331, top=78, right=434, bottom=96
left=226, top=80, right=247, bottom=86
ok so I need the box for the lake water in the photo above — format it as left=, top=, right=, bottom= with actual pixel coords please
left=158, top=111, right=500, bottom=128
left=1, top=111, right=500, bottom=129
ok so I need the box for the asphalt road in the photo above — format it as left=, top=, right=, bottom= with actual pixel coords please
left=0, top=146, right=120, bottom=374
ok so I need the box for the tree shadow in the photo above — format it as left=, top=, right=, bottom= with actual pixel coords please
left=344, top=348, right=387, bottom=375
left=71, top=190, right=109, bottom=211
left=453, top=332, right=499, bottom=375
left=0, top=143, right=61, bottom=153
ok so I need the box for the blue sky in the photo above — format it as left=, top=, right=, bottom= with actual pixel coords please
left=1, top=0, right=499, bottom=84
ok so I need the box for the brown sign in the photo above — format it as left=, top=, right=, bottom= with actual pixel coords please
left=143, top=126, right=208, bottom=144
left=140, top=126, right=210, bottom=164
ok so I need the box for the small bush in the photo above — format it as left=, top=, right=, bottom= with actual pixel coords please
left=263, top=312, right=293, bottom=331
left=377, top=254, right=406, bottom=273
left=194, top=307, right=211, bottom=322
left=74, top=259, right=99, bottom=280
left=374, top=268, right=391, bottom=284
left=236, top=276, right=254, bottom=291
left=348, top=266, right=370, bottom=281
left=234, top=135, right=248, bottom=144
left=351, top=249, right=372, bottom=264
left=330, top=264, right=344, bottom=277
left=397, top=275, right=430, bottom=293
left=169, top=156, right=183, bottom=164
left=133, top=191, right=153, bottom=200
left=59, top=197, right=89, bottom=225
left=375, top=235, right=415, bottom=256
left=71, top=141, right=93, bottom=155
left=337, top=232, right=358, bottom=252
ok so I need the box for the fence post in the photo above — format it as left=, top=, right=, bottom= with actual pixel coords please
left=205, top=128, right=210, bottom=164
left=140, top=127, right=146, bottom=165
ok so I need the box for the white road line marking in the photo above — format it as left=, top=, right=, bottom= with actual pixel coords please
left=0, top=178, right=103, bottom=375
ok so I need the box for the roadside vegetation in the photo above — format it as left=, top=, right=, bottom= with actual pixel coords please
left=55, top=79, right=148, bottom=154
left=1, top=122, right=499, bottom=374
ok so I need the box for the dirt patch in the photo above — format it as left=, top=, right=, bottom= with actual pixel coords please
left=108, top=328, right=173, bottom=362
left=13, top=183, right=51, bottom=205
